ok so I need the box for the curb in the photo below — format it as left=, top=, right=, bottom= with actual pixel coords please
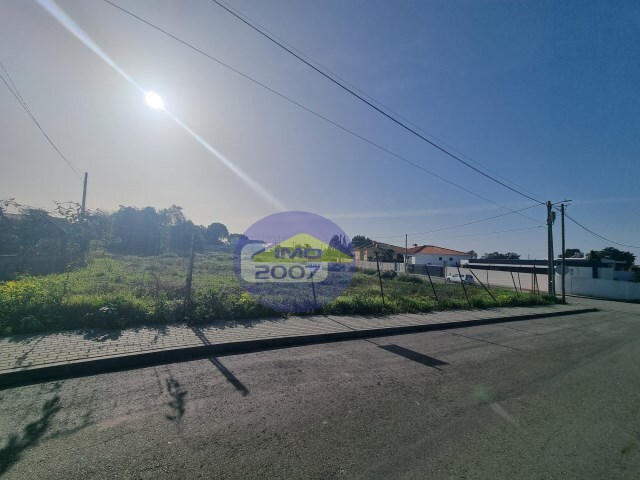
left=0, top=307, right=598, bottom=389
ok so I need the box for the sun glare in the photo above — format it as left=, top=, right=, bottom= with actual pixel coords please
left=145, top=91, right=164, bottom=110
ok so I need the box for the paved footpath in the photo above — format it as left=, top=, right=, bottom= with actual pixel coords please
left=0, top=303, right=595, bottom=387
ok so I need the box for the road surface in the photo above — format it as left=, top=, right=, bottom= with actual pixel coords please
left=1, top=298, right=639, bottom=479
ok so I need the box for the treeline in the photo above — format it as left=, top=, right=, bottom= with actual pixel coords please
left=0, top=199, right=245, bottom=256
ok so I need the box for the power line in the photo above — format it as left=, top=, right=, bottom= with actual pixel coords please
left=210, top=0, right=545, bottom=205
left=211, top=0, right=543, bottom=202
left=101, top=0, right=543, bottom=225
left=373, top=203, right=542, bottom=239
left=564, top=213, right=640, bottom=250
left=0, top=59, right=83, bottom=180
left=0, top=61, right=33, bottom=116
left=419, top=225, right=543, bottom=242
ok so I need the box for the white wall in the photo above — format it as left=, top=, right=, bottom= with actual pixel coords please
left=567, top=265, right=615, bottom=280
left=565, top=276, right=640, bottom=301
left=614, top=271, right=635, bottom=281
left=356, top=260, right=401, bottom=272
left=411, top=253, right=470, bottom=267
left=445, top=264, right=640, bottom=301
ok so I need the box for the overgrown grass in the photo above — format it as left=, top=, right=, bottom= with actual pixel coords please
left=0, top=251, right=556, bottom=335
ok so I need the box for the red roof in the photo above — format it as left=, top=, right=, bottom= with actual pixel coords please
left=406, top=245, right=470, bottom=256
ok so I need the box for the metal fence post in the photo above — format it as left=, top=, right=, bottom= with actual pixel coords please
left=510, top=271, right=520, bottom=297
left=456, top=265, right=472, bottom=308
left=468, top=269, right=496, bottom=302
left=375, top=251, right=385, bottom=307
left=424, top=265, right=439, bottom=302
left=517, top=272, right=523, bottom=292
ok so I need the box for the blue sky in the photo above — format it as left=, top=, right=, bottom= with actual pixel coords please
left=0, top=0, right=638, bottom=259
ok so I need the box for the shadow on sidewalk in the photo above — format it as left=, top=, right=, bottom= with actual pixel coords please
left=190, top=326, right=249, bottom=396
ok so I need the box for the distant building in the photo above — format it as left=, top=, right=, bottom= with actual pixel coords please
left=406, top=245, right=472, bottom=267
left=353, top=241, right=405, bottom=262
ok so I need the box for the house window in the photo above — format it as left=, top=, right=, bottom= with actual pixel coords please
left=439, top=257, right=442, bottom=261
left=449, top=257, right=453, bottom=261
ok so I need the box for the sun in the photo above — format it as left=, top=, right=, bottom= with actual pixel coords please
left=144, top=91, right=164, bottom=110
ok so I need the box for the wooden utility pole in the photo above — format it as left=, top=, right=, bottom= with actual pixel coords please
left=546, top=201, right=555, bottom=297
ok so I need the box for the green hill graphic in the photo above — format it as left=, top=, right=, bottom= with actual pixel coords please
left=252, top=233, right=352, bottom=263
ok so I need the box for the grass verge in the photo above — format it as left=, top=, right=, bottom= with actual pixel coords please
left=0, top=252, right=556, bottom=335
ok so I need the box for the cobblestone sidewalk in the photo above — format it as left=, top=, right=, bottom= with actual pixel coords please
left=0, top=304, right=595, bottom=379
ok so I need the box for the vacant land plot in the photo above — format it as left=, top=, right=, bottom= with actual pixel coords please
left=0, top=250, right=553, bottom=335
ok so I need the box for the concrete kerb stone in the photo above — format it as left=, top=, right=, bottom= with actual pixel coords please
left=0, top=306, right=597, bottom=389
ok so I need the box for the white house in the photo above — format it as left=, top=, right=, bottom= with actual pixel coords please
left=405, top=245, right=472, bottom=267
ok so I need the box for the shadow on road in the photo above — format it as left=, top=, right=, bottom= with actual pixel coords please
left=208, top=357, right=249, bottom=396
left=378, top=344, right=448, bottom=369
left=165, top=376, right=188, bottom=421
left=0, top=395, right=61, bottom=476
left=190, top=326, right=250, bottom=396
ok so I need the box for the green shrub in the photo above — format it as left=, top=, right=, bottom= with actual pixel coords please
left=395, top=274, right=423, bottom=284
left=358, top=268, right=377, bottom=275
left=379, top=270, right=397, bottom=280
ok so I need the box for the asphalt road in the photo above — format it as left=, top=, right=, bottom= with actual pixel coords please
left=1, top=298, right=639, bottom=479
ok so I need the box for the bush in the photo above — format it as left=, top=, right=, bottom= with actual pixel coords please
left=395, top=274, right=423, bottom=284
left=379, top=270, right=397, bottom=280
left=358, top=268, right=377, bottom=275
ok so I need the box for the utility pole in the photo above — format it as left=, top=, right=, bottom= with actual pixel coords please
left=184, top=232, right=196, bottom=315
left=546, top=201, right=555, bottom=297
left=80, top=172, right=89, bottom=264
left=405, top=234, right=408, bottom=273
left=81, top=172, right=88, bottom=219
left=559, top=202, right=572, bottom=303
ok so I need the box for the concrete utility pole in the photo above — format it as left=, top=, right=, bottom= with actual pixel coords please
left=560, top=202, right=571, bottom=303
left=546, top=201, right=555, bottom=296
left=80, top=172, right=89, bottom=264
left=81, top=172, right=88, bottom=219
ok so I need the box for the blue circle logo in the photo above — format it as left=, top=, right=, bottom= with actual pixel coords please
left=234, top=211, right=355, bottom=312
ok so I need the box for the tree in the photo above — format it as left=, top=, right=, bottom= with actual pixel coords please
left=15, top=208, right=61, bottom=254
left=168, top=220, right=197, bottom=252
left=466, top=250, right=478, bottom=259
left=227, top=233, right=248, bottom=246
left=351, top=235, right=373, bottom=248
left=587, top=247, right=635, bottom=270
left=586, top=250, right=601, bottom=261
left=481, top=252, right=521, bottom=260
left=0, top=199, right=19, bottom=254
left=378, top=248, right=395, bottom=262
left=159, top=205, right=186, bottom=226
left=204, top=223, right=229, bottom=245
left=329, top=234, right=351, bottom=254
left=560, top=248, right=584, bottom=258
left=111, top=206, right=164, bottom=255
